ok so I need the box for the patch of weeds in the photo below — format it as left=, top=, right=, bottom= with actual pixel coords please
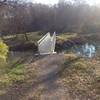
left=0, top=62, right=25, bottom=95
left=8, top=64, right=25, bottom=82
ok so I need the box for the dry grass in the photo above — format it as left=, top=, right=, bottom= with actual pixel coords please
left=3, top=32, right=78, bottom=43
left=57, top=33, right=78, bottom=41
left=3, top=31, right=43, bottom=43
left=60, top=54, right=100, bottom=100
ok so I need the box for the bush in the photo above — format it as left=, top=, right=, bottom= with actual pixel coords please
left=0, top=40, right=9, bottom=62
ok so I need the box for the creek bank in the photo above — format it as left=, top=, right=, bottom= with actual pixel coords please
left=9, top=36, right=86, bottom=52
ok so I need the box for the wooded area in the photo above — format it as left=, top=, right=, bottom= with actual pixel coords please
left=0, top=0, right=100, bottom=36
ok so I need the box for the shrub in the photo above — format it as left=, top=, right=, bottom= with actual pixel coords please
left=0, top=40, right=9, bottom=62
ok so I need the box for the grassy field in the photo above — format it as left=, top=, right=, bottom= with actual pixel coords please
left=0, top=32, right=100, bottom=99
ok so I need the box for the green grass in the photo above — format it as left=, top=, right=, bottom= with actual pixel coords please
left=8, top=64, right=25, bottom=81
left=0, top=60, right=25, bottom=95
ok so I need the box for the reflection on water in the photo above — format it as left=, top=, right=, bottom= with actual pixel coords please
left=75, top=43, right=96, bottom=58
left=9, top=51, right=33, bottom=61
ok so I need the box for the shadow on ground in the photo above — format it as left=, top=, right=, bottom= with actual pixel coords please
left=0, top=54, right=80, bottom=100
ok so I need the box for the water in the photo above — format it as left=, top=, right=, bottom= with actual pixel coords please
left=8, top=51, right=34, bottom=61
left=8, top=43, right=99, bottom=59
left=71, top=43, right=97, bottom=58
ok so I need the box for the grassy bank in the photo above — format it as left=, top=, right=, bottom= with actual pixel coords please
left=60, top=53, right=100, bottom=100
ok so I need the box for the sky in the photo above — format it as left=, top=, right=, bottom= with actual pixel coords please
left=33, top=0, right=58, bottom=5
left=87, top=0, right=100, bottom=5
left=31, top=0, right=100, bottom=5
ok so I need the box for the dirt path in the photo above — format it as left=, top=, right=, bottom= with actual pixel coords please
left=0, top=53, right=73, bottom=100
